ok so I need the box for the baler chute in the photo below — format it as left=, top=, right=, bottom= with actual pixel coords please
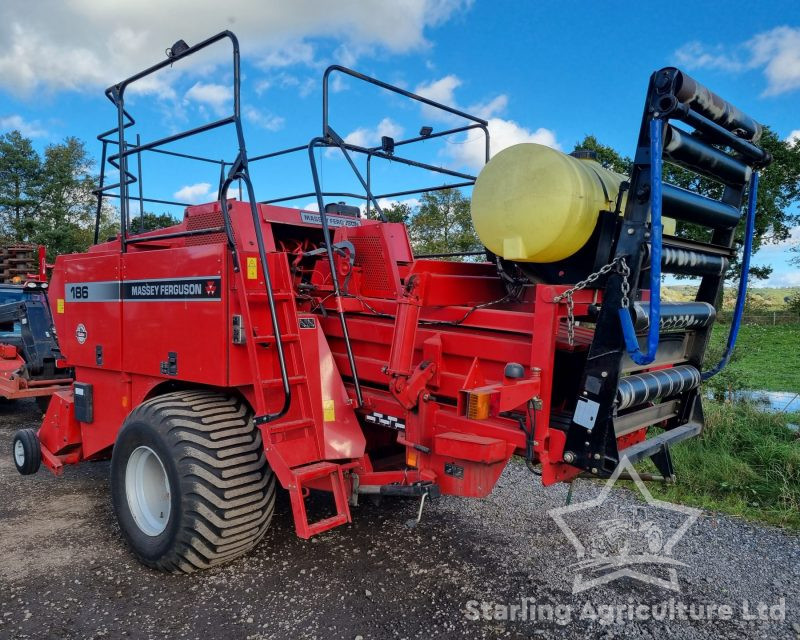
left=12, top=33, right=771, bottom=572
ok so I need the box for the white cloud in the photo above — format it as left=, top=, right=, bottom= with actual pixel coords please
left=255, top=73, right=316, bottom=99
left=0, top=1, right=471, bottom=96
left=414, top=73, right=559, bottom=170
left=330, top=73, right=348, bottom=94
left=414, top=76, right=507, bottom=121
left=749, top=26, right=800, bottom=96
left=378, top=197, right=420, bottom=210
left=184, top=82, right=232, bottom=116
left=673, top=26, right=800, bottom=96
left=415, top=75, right=462, bottom=121
left=448, top=118, right=560, bottom=170
left=0, top=114, right=47, bottom=137
left=764, top=270, right=800, bottom=287
left=786, top=129, right=800, bottom=146
left=243, top=106, right=285, bottom=132
left=324, top=117, right=404, bottom=158
left=343, top=117, right=404, bottom=148
left=297, top=77, right=317, bottom=98
left=258, top=41, right=315, bottom=68
left=468, top=94, right=508, bottom=120
left=174, top=182, right=213, bottom=204
left=415, top=74, right=461, bottom=104
left=674, top=41, right=746, bottom=73
left=778, top=225, right=800, bottom=248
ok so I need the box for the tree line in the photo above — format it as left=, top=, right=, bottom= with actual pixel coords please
left=1, top=128, right=798, bottom=279
left=0, top=132, right=173, bottom=259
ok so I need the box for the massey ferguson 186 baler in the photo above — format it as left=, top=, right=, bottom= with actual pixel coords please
left=12, top=32, right=771, bottom=572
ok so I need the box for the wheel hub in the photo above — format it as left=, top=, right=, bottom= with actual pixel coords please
left=125, top=446, right=171, bottom=536
left=13, top=440, right=25, bottom=467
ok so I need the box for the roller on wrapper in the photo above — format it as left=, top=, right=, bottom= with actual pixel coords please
left=470, top=143, right=674, bottom=263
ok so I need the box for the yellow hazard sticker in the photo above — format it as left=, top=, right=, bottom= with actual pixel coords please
left=246, top=257, right=258, bottom=280
left=323, top=399, right=335, bottom=422
left=57, top=299, right=64, bottom=314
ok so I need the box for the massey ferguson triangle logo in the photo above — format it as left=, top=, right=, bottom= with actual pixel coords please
left=205, top=281, right=217, bottom=296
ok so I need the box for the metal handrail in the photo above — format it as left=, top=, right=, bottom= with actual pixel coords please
left=99, top=30, right=292, bottom=424
left=91, top=37, right=497, bottom=422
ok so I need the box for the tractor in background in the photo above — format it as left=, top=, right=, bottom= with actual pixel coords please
left=0, top=244, right=71, bottom=413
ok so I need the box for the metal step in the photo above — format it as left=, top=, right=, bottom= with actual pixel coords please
left=620, top=333, right=689, bottom=374
left=617, top=423, right=702, bottom=465
left=616, top=364, right=701, bottom=410
left=614, top=399, right=680, bottom=437
left=251, top=333, right=300, bottom=343
left=288, top=461, right=351, bottom=539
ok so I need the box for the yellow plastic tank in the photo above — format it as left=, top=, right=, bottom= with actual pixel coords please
left=471, top=143, right=672, bottom=263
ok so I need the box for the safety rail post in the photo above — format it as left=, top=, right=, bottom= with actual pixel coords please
left=98, top=30, right=292, bottom=424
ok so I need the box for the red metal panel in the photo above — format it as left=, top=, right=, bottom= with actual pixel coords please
left=429, top=456, right=508, bottom=498
left=310, top=322, right=366, bottom=459
left=77, top=368, right=129, bottom=458
left=61, top=253, right=122, bottom=370
left=337, top=224, right=403, bottom=299
left=434, top=432, right=507, bottom=463
left=121, top=244, right=228, bottom=386
left=38, top=389, right=81, bottom=457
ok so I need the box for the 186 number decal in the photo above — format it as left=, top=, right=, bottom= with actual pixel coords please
left=69, top=285, right=89, bottom=299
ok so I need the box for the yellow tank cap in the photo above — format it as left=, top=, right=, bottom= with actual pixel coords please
left=470, top=143, right=679, bottom=264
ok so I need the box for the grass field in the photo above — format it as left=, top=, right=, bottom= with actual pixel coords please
left=707, top=322, right=800, bottom=392
left=649, top=402, right=800, bottom=529
left=663, top=285, right=799, bottom=310
left=641, top=323, right=800, bottom=529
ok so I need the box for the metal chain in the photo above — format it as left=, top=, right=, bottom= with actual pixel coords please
left=552, top=257, right=629, bottom=346
left=619, top=257, right=631, bottom=310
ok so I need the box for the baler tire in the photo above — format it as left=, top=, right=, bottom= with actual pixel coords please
left=12, top=428, right=41, bottom=475
left=110, top=391, right=275, bottom=573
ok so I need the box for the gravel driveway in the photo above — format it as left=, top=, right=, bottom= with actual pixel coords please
left=1, top=399, right=798, bottom=639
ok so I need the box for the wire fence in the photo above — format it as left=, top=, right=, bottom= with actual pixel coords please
left=717, top=312, right=800, bottom=325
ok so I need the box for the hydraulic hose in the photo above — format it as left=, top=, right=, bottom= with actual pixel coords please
left=702, top=171, right=759, bottom=379
left=618, top=117, right=664, bottom=366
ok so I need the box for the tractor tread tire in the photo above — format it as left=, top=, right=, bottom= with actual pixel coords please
left=110, top=391, right=274, bottom=573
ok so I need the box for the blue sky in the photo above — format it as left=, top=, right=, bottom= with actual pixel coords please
left=1, top=0, right=798, bottom=285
